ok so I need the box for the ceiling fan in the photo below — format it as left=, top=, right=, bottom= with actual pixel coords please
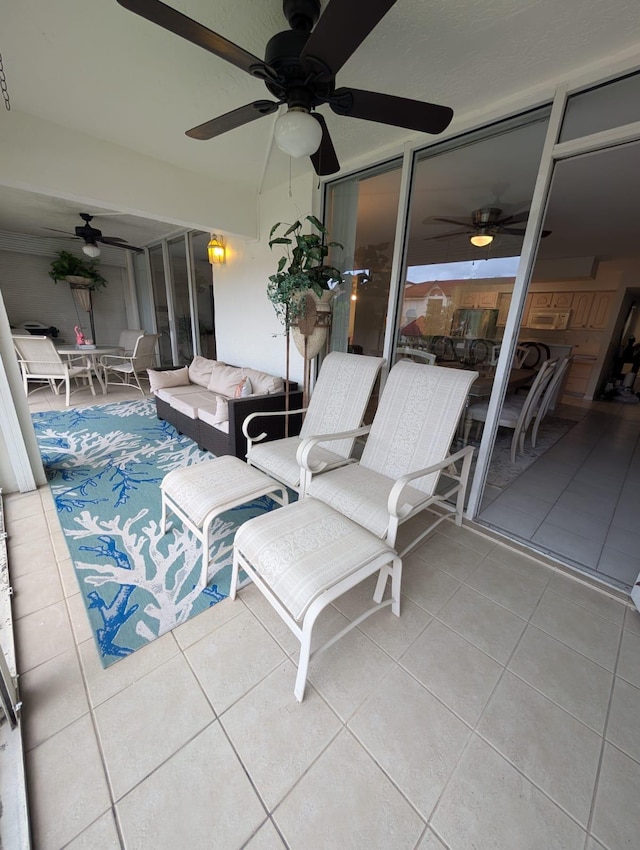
left=115, top=0, right=454, bottom=176
left=46, top=213, right=142, bottom=256
left=424, top=207, right=551, bottom=247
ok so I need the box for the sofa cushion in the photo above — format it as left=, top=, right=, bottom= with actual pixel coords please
left=198, top=403, right=230, bottom=433
left=243, top=367, right=284, bottom=395
left=169, top=390, right=219, bottom=420
left=189, top=355, right=222, bottom=388
left=147, top=366, right=190, bottom=393
left=234, top=376, right=253, bottom=398
left=155, top=385, right=203, bottom=403
left=207, top=364, right=246, bottom=397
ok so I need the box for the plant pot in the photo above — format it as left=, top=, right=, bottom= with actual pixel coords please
left=291, top=290, right=333, bottom=360
left=65, top=276, right=93, bottom=287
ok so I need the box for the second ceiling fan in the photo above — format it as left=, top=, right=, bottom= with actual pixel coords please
left=424, top=207, right=551, bottom=247
left=116, top=0, right=454, bottom=175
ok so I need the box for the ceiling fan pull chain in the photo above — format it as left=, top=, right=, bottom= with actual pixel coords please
left=0, top=52, right=11, bottom=111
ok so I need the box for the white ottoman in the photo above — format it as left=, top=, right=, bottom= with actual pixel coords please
left=232, top=497, right=402, bottom=701
left=160, top=455, right=289, bottom=589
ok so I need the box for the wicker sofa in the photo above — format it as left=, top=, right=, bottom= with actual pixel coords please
left=150, top=356, right=302, bottom=459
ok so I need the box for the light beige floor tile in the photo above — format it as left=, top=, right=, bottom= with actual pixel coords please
left=483, top=543, right=554, bottom=584
left=349, top=666, right=471, bottom=819
left=417, top=830, right=448, bottom=849
left=359, top=594, right=432, bottom=659
left=186, top=608, right=287, bottom=714
left=617, top=627, right=640, bottom=687
left=26, top=714, right=111, bottom=850
left=244, top=820, right=287, bottom=849
left=66, top=592, right=95, bottom=644
left=94, top=654, right=214, bottom=799
left=57, top=555, right=82, bottom=598
left=4, top=491, right=46, bottom=522
left=51, top=528, right=72, bottom=562
left=7, top=536, right=57, bottom=579
left=21, top=646, right=89, bottom=751
left=606, top=677, right=640, bottom=762
left=625, top=605, right=640, bottom=635
left=508, top=625, right=613, bottom=733
left=477, top=671, right=601, bottom=825
left=466, top=557, right=546, bottom=619
left=400, top=557, right=461, bottom=615
left=172, top=594, right=244, bottom=650
left=585, top=838, right=606, bottom=850
left=238, top=581, right=305, bottom=655
left=6, top=509, right=50, bottom=543
left=548, top=572, right=626, bottom=625
left=331, top=573, right=382, bottom=620
left=413, top=532, right=485, bottom=581
left=11, top=564, right=64, bottom=619
left=64, top=810, right=121, bottom=849
left=222, top=661, right=341, bottom=809
left=307, top=625, right=395, bottom=721
left=531, top=589, right=621, bottom=671
left=39, top=486, right=56, bottom=513
left=431, top=735, right=586, bottom=850
left=591, top=743, right=640, bottom=850
left=116, top=722, right=266, bottom=850
left=78, top=632, right=179, bottom=707
left=437, top=585, right=527, bottom=664
left=273, top=729, right=424, bottom=850
left=15, top=600, right=75, bottom=673
left=401, top=619, right=502, bottom=726
left=436, top=521, right=496, bottom=557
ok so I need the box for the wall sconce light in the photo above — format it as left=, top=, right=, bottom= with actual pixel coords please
left=207, top=235, right=226, bottom=265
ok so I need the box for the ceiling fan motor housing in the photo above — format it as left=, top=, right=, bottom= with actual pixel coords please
left=282, top=0, right=320, bottom=31
left=472, top=208, right=502, bottom=228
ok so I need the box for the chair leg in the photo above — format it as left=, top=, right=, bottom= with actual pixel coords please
left=230, top=549, right=241, bottom=601
left=294, top=620, right=314, bottom=702
left=65, top=376, right=71, bottom=406
left=390, top=556, right=402, bottom=616
left=87, top=369, right=96, bottom=397
left=160, top=495, right=169, bottom=534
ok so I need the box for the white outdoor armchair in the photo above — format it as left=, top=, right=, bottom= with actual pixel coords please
left=243, top=351, right=385, bottom=494
left=12, top=334, right=96, bottom=406
left=299, top=360, right=479, bottom=558
left=100, top=333, right=160, bottom=394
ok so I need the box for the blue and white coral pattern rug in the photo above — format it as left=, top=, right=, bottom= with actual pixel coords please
left=33, top=399, right=273, bottom=667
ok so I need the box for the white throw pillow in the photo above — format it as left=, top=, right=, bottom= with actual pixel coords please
left=211, top=397, right=229, bottom=424
left=147, top=367, right=190, bottom=393
left=189, top=355, right=221, bottom=388
left=207, top=363, right=245, bottom=397
left=234, top=376, right=253, bottom=398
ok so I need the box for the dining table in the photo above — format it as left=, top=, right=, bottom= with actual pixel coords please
left=57, top=345, right=122, bottom=394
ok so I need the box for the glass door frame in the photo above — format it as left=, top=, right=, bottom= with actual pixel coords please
left=320, top=60, right=640, bottom=522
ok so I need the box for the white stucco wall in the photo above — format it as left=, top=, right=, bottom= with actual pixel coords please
left=212, top=172, right=317, bottom=387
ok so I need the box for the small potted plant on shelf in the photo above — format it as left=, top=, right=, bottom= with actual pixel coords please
left=48, top=250, right=107, bottom=290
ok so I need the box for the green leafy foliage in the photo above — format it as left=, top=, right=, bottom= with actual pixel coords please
left=48, top=250, right=108, bottom=290
left=267, top=216, right=343, bottom=326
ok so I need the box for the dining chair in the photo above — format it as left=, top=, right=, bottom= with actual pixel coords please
left=117, top=329, right=145, bottom=356
left=244, top=351, right=385, bottom=495
left=395, top=346, right=436, bottom=365
left=530, top=356, right=572, bottom=447
left=466, top=358, right=558, bottom=462
left=12, top=334, right=96, bottom=406
left=299, top=360, right=479, bottom=557
left=100, top=333, right=160, bottom=394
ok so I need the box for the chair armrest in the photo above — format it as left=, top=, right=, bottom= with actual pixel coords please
left=297, top=425, right=372, bottom=472
left=386, top=445, right=475, bottom=518
left=99, top=354, right=130, bottom=366
left=242, top=406, right=309, bottom=443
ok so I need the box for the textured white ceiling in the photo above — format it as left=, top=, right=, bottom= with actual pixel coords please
left=1, top=0, right=640, bottom=243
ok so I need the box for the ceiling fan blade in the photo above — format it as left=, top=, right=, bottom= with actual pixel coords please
left=300, top=0, right=397, bottom=77
left=331, top=87, right=453, bottom=134
left=424, top=229, right=470, bottom=241
left=115, top=0, right=265, bottom=75
left=44, top=227, right=75, bottom=235
left=186, top=100, right=279, bottom=140
left=310, top=114, right=340, bottom=176
left=432, top=216, right=472, bottom=227
left=497, top=211, right=530, bottom=226
left=99, top=237, right=142, bottom=251
left=100, top=236, right=127, bottom=243
left=500, top=227, right=526, bottom=236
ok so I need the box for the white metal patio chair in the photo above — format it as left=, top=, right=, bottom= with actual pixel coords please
left=117, top=329, right=145, bottom=355
left=243, top=351, right=385, bottom=494
left=100, top=333, right=160, bottom=394
left=298, top=360, right=479, bottom=558
left=12, top=334, right=96, bottom=406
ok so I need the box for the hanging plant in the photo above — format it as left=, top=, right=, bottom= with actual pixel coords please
left=267, top=215, right=343, bottom=327
left=48, top=250, right=108, bottom=291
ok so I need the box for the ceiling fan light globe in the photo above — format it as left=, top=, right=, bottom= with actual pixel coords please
left=274, top=108, right=322, bottom=158
left=470, top=233, right=494, bottom=248
left=82, top=243, right=101, bottom=258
